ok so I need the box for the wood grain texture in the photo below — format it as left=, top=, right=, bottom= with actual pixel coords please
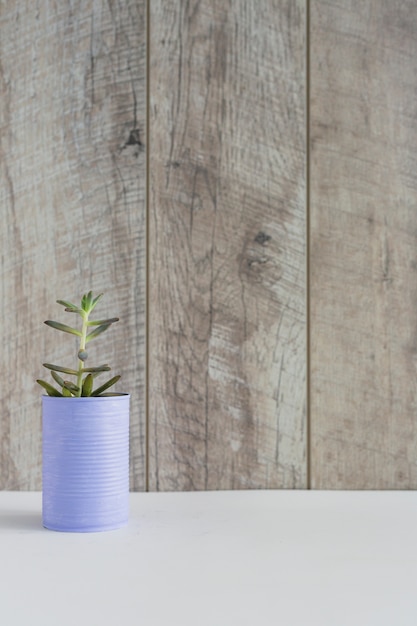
left=0, top=0, right=146, bottom=490
left=149, top=1, right=306, bottom=490
left=311, top=0, right=417, bottom=488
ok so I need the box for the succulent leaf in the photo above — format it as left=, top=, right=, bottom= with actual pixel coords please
left=44, top=320, right=82, bottom=337
left=51, top=370, right=66, bottom=388
left=37, top=379, right=63, bottom=397
left=90, top=293, right=104, bottom=312
left=81, top=291, right=94, bottom=312
left=85, top=323, right=111, bottom=342
left=91, top=375, right=121, bottom=396
left=82, top=373, right=94, bottom=396
left=56, top=301, right=83, bottom=314
left=43, top=363, right=79, bottom=376
left=62, top=387, right=72, bottom=397
left=82, top=364, right=111, bottom=373
left=81, top=292, right=92, bottom=312
left=56, top=299, right=80, bottom=311
left=87, top=317, right=119, bottom=327
left=63, top=381, right=80, bottom=394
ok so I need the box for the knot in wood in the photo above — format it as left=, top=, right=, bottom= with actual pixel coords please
left=254, top=231, right=271, bottom=246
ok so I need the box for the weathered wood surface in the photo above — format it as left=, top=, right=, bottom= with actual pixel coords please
left=0, top=0, right=146, bottom=490
left=149, top=1, right=307, bottom=490
left=310, top=0, right=417, bottom=488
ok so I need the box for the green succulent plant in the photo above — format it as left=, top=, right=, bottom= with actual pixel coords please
left=37, top=291, right=121, bottom=397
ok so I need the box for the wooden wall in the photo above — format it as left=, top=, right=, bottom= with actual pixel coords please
left=0, top=0, right=416, bottom=491
left=0, top=0, right=146, bottom=490
left=310, top=0, right=417, bottom=488
left=149, top=0, right=306, bottom=490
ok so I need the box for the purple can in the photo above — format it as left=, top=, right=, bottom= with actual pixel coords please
left=42, top=395, right=130, bottom=532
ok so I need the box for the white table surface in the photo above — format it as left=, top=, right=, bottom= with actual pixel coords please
left=1, top=490, right=416, bottom=625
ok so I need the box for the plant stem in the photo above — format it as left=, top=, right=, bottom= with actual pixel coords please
left=76, top=311, right=89, bottom=396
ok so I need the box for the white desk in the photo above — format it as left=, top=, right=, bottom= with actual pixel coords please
left=1, top=490, right=416, bottom=625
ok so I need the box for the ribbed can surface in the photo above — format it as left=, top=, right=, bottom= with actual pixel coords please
left=42, top=395, right=130, bottom=532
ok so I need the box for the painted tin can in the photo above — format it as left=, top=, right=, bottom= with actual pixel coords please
left=42, top=394, right=130, bottom=532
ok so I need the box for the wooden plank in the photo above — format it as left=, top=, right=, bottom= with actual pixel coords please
left=310, top=0, right=417, bottom=488
left=0, top=0, right=146, bottom=490
left=149, top=1, right=307, bottom=490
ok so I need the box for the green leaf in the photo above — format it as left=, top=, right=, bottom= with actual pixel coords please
left=78, top=350, right=88, bottom=362
left=86, top=291, right=94, bottom=309
left=44, top=320, right=82, bottom=337
left=87, top=317, right=119, bottom=327
left=63, top=381, right=80, bottom=394
left=51, top=370, right=65, bottom=388
left=91, top=375, right=121, bottom=396
left=62, top=387, right=72, bottom=397
left=43, top=363, right=79, bottom=376
left=82, top=364, right=111, bottom=373
left=90, top=293, right=103, bottom=312
left=37, top=380, right=63, bottom=397
left=85, top=323, right=111, bottom=343
left=82, top=373, right=94, bottom=396
left=81, top=291, right=95, bottom=313
left=56, top=300, right=82, bottom=313
left=81, top=293, right=89, bottom=312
